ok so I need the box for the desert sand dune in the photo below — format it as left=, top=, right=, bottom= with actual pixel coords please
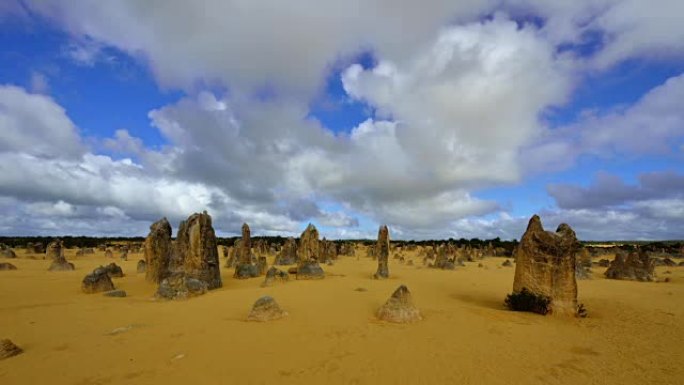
left=1, top=248, right=682, bottom=385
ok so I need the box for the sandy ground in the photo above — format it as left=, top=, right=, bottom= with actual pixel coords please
left=1, top=249, right=683, bottom=385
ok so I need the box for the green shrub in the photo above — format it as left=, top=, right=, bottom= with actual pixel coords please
left=505, top=288, right=551, bottom=315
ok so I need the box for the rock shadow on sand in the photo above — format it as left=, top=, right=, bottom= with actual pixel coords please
left=449, top=292, right=508, bottom=312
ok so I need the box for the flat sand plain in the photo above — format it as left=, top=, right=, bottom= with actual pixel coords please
left=1, top=249, right=682, bottom=385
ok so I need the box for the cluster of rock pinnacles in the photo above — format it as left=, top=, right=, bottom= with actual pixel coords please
left=5, top=210, right=669, bottom=336
left=3, top=213, right=676, bottom=359
left=143, top=212, right=221, bottom=299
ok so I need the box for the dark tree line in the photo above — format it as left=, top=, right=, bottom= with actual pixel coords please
left=0, top=236, right=144, bottom=249
left=2, top=235, right=680, bottom=254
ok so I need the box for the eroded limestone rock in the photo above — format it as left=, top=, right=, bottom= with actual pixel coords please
left=174, top=212, right=222, bottom=289
left=234, top=223, right=259, bottom=279
left=103, top=262, right=124, bottom=278
left=298, top=223, right=320, bottom=262
left=156, top=272, right=208, bottom=300
left=45, top=239, right=64, bottom=261
left=605, top=250, right=656, bottom=282
left=273, top=237, right=297, bottom=265
left=376, top=285, right=422, bottom=323
left=247, top=296, right=287, bottom=322
left=0, top=339, right=23, bottom=360
left=261, top=266, right=289, bottom=287
left=511, top=215, right=581, bottom=316
left=47, top=242, right=75, bottom=272
left=137, top=259, right=147, bottom=273
left=296, top=224, right=324, bottom=279
left=1, top=248, right=16, bottom=258
left=144, top=217, right=172, bottom=284
left=0, top=262, right=17, bottom=270
left=82, top=267, right=116, bottom=294
left=575, top=248, right=592, bottom=279
left=373, top=225, right=390, bottom=279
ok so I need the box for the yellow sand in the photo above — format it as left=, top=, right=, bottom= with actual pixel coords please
left=1, top=249, right=683, bottom=385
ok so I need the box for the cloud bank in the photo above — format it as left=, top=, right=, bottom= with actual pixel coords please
left=0, top=0, right=683, bottom=239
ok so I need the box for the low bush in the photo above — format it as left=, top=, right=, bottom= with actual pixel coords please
left=504, top=288, right=551, bottom=315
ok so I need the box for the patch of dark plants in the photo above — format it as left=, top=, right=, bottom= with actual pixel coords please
left=505, top=288, right=551, bottom=315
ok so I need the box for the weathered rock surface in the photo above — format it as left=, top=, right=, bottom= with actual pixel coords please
left=234, top=223, right=259, bottom=279
left=156, top=272, right=208, bottom=300
left=256, top=256, right=268, bottom=275
left=46, top=239, right=75, bottom=271
left=103, top=262, right=124, bottom=278
left=298, top=223, right=320, bottom=262
left=511, top=215, right=581, bottom=316
left=174, top=212, right=222, bottom=289
left=296, top=224, right=324, bottom=279
left=82, top=267, right=116, bottom=293
left=575, top=248, right=592, bottom=279
left=320, top=238, right=337, bottom=263
left=235, top=263, right=260, bottom=278
left=261, top=266, right=289, bottom=287
left=296, top=260, right=325, bottom=280
left=1, top=248, right=16, bottom=258
left=373, top=225, right=390, bottom=279
left=0, top=262, right=17, bottom=270
left=237, top=223, right=252, bottom=264
left=26, top=242, right=44, bottom=254
left=136, top=259, right=147, bottom=273
left=247, top=296, right=287, bottom=322
left=225, top=240, right=240, bottom=268
left=273, top=237, right=297, bottom=265
left=76, top=248, right=95, bottom=256
left=605, top=251, right=656, bottom=282
left=376, top=285, right=422, bottom=323
left=0, top=339, right=23, bottom=360
left=46, top=239, right=64, bottom=261
left=144, top=217, right=173, bottom=284
left=48, top=256, right=74, bottom=271
left=502, top=259, right=513, bottom=267
left=660, top=257, right=676, bottom=267
left=339, top=242, right=355, bottom=257
left=432, top=245, right=455, bottom=270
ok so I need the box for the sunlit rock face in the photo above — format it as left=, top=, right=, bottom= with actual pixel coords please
left=174, top=211, right=222, bottom=290
left=144, top=217, right=173, bottom=284
left=373, top=225, right=390, bottom=279
left=512, top=215, right=580, bottom=316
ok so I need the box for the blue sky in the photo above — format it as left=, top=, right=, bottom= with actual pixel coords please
left=0, top=1, right=683, bottom=240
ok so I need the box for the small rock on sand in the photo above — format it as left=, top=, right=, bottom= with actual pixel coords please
left=247, top=296, right=287, bottom=322
left=0, top=262, right=17, bottom=270
left=82, top=267, right=116, bottom=294
left=0, top=339, right=23, bottom=360
left=376, top=285, right=422, bottom=323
